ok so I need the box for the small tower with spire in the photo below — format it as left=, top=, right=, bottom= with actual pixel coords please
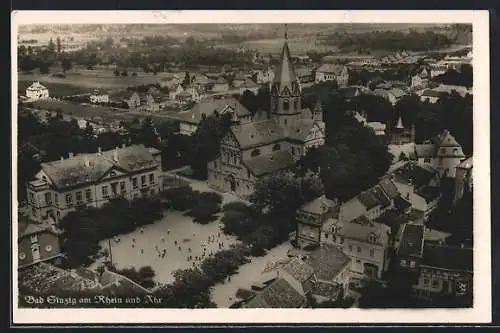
left=270, top=24, right=302, bottom=129
left=395, top=114, right=404, bottom=131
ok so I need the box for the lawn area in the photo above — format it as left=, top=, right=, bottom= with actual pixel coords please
left=18, top=69, right=167, bottom=94
left=91, top=210, right=240, bottom=285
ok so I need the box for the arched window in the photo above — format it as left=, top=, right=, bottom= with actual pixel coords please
left=283, top=99, right=289, bottom=111
left=251, top=149, right=261, bottom=157
left=284, top=118, right=288, bottom=126
left=368, top=234, right=377, bottom=244
left=273, top=144, right=281, bottom=151
left=295, top=99, right=300, bottom=110
left=291, top=146, right=295, bottom=155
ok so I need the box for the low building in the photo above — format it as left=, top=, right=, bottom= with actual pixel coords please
left=433, top=84, right=471, bottom=97
left=395, top=223, right=425, bottom=273
left=410, top=67, right=431, bottom=90
left=18, top=219, right=63, bottom=268
left=255, top=68, right=275, bottom=84
left=212, top=77, right=230, bottom=93
left=315, top=64, right=349, bottom=87
left=25, top=81, right=49, bottom=100
left=322, top=216, right=391, bottom=279
left=89, top=89, right=109, bottom=104
left=420, top=89, right=444, bottom=104
left=26, top=144, right=162, bottom=224
left=126, top=92, right=141, bottom=109
left=232, top=74, right=247, bottom=88
left=413, top=244, right=473, bottom=303
left=239, top=78, right=260, bottom=95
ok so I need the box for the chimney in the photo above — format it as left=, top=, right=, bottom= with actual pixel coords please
left=84, top=156, right=90, bottom=168
left=68, top=152, right=74, bottom=158
left=97, top=147, right=102, bottom=155
left=122, top=143, right=126, bottom=149
left=113, top=148, right=119, bottom=162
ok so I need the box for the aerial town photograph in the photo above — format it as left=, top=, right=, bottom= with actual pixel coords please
left=15, top=22, right=473, bottom=309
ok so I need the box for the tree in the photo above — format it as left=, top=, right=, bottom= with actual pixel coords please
left=61, top=58, right=72, bottom=73
left=56, top=36, right=62, bottom=54
left=239, top=90, right=258, bottom=114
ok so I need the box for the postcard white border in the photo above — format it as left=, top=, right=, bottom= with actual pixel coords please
left=11, top=10, right=491, bottom=324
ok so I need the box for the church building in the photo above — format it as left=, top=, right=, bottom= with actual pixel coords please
left=207, top=30, right=326, bottom=198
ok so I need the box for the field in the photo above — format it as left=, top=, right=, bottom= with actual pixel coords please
left=18, top=68, right=170, bottom=96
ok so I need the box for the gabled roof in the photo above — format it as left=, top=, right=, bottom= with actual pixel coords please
left=244, top=277, right=306, bottom=308
left=40, top=144, right=158, bottom=189
left=331, top=219, right=390, bottom=246
left=231, top=119, right=284, bottom=149
left=300, top=195, right=335, bottom=215
left=18, top=220, right=56, bottom=239
left=415, top=143, right=438, bottom=158
left=421, top=244, right=473, bottom=272
left=357, top=190, right=382, bottom=210
left=169, top=99, right=251, bottom=125
left=280, top=257, right=315, bottom=284
left=397, top=223, right=424, bottom=258
left=303, top=243, right=351, bottom=281
left=286, top=119, right=316, bottom=142
left=421, top=89, right=443, bottom=98
left=26, top=81, right=48, bottom=91
left=243, top=150, right=294, bottom=177
left=457, top=157, right=473, bottom=169
left=317, top=64, right=347, bottom=75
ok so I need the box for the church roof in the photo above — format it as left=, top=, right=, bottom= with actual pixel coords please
left=171, top=99, right=250, bottom=125
left=286, top=119, right=316, bottom=142
left=243, top=150, right=295, bottom=176
left=231, top=119, right=284, bottom=149
left=272, top=41, right=299, bottom=89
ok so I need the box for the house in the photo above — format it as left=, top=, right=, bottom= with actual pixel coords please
left=25, top=81, right=49, bottom=100
left=433, top=84, right=471, bottom=97
left=159, top=75, right=182, bottom=89
left=394, top=223, right=425, bottom=273
left=371, top=88, right=405, bottom=106
left=167, top=98, right=251, bottom=136
left=212, top=77, right=230, bottom=93
left=410, top=67, right=431, bottom=89
left=207, top=34, right=326, bottom=199
left=141, top=93, right=161, bottom=113
left=26, top=144, right=162, bottom=224
left=315, top=64, right=349, bottom=87
left=453, top=157, right=473, bottom=204
left=413, top=244, right=473, bottom=302
left=242, top=277, right=307, bottom=308
left=429, top=62, right=449, bottom=78
left=414, top=129, right=466, bottom=178
left=89, top=89, right=109, bottom=104
left=168, top=84, right=185, bottom=101
left=322, top=216, right=391, bottom=279
left=296, top=195, right=337, bottom=248
left=420, top=89, right=444, bottom=103
left=295, top=67, right=315, bottom=83
left=239, top=78, right=260, bottom=95
left=126, top=92, right=141, bottom=109
left=255, top=68, right=275, bottom=84
left=18, top=219, right=63, bottom=268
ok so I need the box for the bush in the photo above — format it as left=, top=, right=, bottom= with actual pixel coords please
left=187, top=192, right=223, bottom=224
left=161, top=186, right=197, bottom=211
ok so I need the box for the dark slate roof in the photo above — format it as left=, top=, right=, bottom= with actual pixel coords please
left=421, top=89, right=444, bottom=98
left=311, top=281, right=341, bottom=299
left=398, top=223, right=424, bottom=257
left=379, top=178, right=401, bottom=199
left=415, top=144, right=438, bottom=158
left=421, top=244, right=473, bottom=272
left=280, top=257, right=315, bottom=284
left=243, top=151, right=295, bottom=176
left=286, top=119, right=316, bottom=142
left=18, top=220, right=55, bottom=239
left=169, top=99, right=251, bottom=125
left=357, top=190, right=381, bottom=210
left=303, top=243, right=351, bottom=282
left=330, top=219, right=390, bottom=246
left=393, top=162, right=438, bottom=189
left=415, top=186, right=441, bottom=202
left=232, top=120, right=284, bottom=149
left=244, top=277, right=306, bottom=308
left=371, top=185, right=392, bottom=208
left=301, top=195, right=335, bottom=215
left=272, top=41, right=299, bottom=93
left=40, top=144, right=158, bottom=189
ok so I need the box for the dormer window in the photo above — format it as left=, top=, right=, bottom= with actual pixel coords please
left=283, top=100, right=289, bottom=111
left=251, top=149, right=261, bottom=157
left=273, top=144, right=281, bottom=151
left=109, top=171, right=116, bottom=177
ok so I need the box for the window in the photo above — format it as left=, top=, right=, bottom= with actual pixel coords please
left=295, top=100, right=300, bottom=110
left=132, top=177, right=138, bottom=189
left=32, top=207, right=37, bottom=217
left=120, top=181, right=126, bottom=193
left=45, top=245, right=53, bottom=252
left=102, top=185, right=109, bottom=198
left=76, top=191, right=83, bottom=203
left=283, top=99, right=289, bottom=110
left=65, top=193, right=73, bottom=206
left=400, top=259, right=407, bottom=267
left=85, top=189, right=92, bottom=202
left=54, top=193, right=59, bottom=205
left=29, top=192, right=35, bottom=204
left=424, top=158, right=431, bottom=163
left=141, top=175, right=147, bottom=187
left=149, top=173, right=154, bottom=184
left=45, top=192, right=52, bottom=205
left=368, top=234, right=377, bottom=244
left=423, top=278, right=430, bottom=286
left=348, top=245, right=353, bottom=252
left=19, top=252, right=26, bottom=260
left=357, top=246, right=361, bottom=254
left=339, top=236, right=344, bottom=244
left=432, top=279, right=439, bottom=288
left=284, top=118, right=288, bottom=126
left=291, top=147, right=295, bottom=155
left=272, top=144, right=281, bottom=151
left=410, top=260, right=416, bottom=268
left=370, top=249, right=375, bottom=258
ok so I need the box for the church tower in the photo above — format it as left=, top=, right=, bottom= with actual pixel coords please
left=270, top=25, right=302, bottom=129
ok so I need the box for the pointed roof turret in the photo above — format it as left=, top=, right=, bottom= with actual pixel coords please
left=271, top=25, right=300, bottom=96
left=395, top=115, right=404, bottom=130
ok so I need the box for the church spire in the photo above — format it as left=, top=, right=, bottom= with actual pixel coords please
left=271, top=24, right=300, bottom=97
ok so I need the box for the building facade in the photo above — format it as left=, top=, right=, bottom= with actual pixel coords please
left=315, top=64, right=349, bottom=87
left=18, top=220, right=63, bottom=269
left=25, top=81, right=49, bottom=100
left=89, top=89, right=109, bottom=104
left=207, top=35, right=326, bottom=198
left=26, top=144, right=162, bottom=224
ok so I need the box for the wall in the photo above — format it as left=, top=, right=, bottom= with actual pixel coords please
left=18, top=231, right=61, bottom=268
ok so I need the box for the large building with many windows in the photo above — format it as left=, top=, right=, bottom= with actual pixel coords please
left=207, top=33, right=326, bottom=198
left=26, top=144, right=162, bottom=224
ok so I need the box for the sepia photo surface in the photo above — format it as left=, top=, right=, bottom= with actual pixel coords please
left=11, top=10, right=491, bottom=324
